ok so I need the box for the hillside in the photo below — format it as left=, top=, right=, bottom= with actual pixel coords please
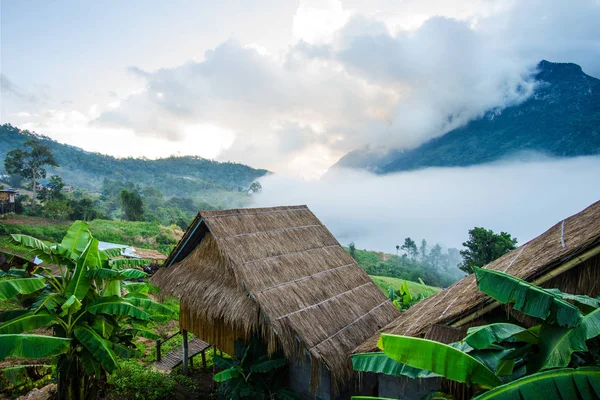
left=0, top=124, right=268, bottom=203
left=369, top=275, right=440, bottom=298
left=334, top=60, right=600, bottom=173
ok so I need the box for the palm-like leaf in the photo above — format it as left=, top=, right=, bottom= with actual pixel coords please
left=86, top=268, right=147, bottom=280
left=74, top=325, right=119, bottom=372
left=474, top=267, right=581, bottom=327
left=379, top=334, right=502, bottom=389
left=250, top=357, right=287, bottom=373
left=464, top=323, right=526, bottom=350
left=538, top=307, right=600, bottom=370
left=124, top=296, right=173, bottom=316
left=8, top=235, right=55, bottom=265
left=351, top=352, right=440, bottom=378
left=86, top=297, right=151, bottom=320
left=214, top=367, right=241, bottom=382
left=65, top=238, right=99, bottom=299
left=0, top=334, right=70, bottom=360
left=58, top=221, right=91, bottom=259
left=108, top=259, right=151, bottom=269
left=0, top=278, right=45, bottom=300
left=473, top=367, right=600, bottom=400
left=0, top=311, right=54, bottom=334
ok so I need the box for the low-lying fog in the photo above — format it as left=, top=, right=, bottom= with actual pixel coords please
left=251, top=155, right=600, bottom=253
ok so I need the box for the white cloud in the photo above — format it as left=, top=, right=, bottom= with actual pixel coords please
left=250, top=156, right=600, bottom=251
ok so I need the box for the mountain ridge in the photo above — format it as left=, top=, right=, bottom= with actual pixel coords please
left=333, top=60, right=600, bottom=174
left=0, top=124, right=268, bottom=202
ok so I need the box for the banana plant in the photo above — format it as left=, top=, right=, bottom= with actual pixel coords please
left=0, top=221, right=172, bottom=400
left=352, top=268, right=600, bottom=399
left=213, top=336, right=300, bottom=400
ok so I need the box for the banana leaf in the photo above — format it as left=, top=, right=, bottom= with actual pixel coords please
left=351, top=352, right=440, bottom=378
left=0, top=278, right=46, bottom=300
left=0, top=309, right=29, bottom=323
left=122, top=328, right=160, bottom=340
left=511, top=325, right=540, bottom=344
left=108, top=259, right=151, bottom=269
left=59, top=295, right=82, bottom=317
left=86, top=297, right=151, bottom=320
left=92, top=317, right=116, bottom=339
left=474, top=267, right=581, bottom=327
left=473, top=367, right=600, bottom=400
left=545, top=288, right=600, bottom=313
left=65, top=238, right=99, bottom=299
left=124, top=296, right=173, bottom=316
left=214, top=367, right=241, bottom=382
left=0, top=364, right=53, bottom=391
left=379, top=334, right=502, bottom=388
left=0, top=334, right=70, bottom=360
left=464, top=323, right=526, bottom=350
left=0, top=268, right=32, bottom=278
left=250, top=357, right=287, bottom=373
left=0, top=311, right=54, bottom=334
left=74, top=325, right=119, bottom=372
left=470, top=349, right=516, bottom=377
left=8, top=235, right=57, bottom=265
left=103, top=280, right=121, bottom=297
left=538, top=307, right=600, bottom=370
left=31, top=292, right=64, bottom=313
left=122, top=282, right=156, bottom=294
left=57, top=221, right=91, bottom=259
left=86, top=268, right=147, bottom=280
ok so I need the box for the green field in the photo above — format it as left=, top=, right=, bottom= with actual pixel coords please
left=369, top=275, right=440, bottom=298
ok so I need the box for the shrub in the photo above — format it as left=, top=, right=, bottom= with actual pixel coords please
left=107, top=360, right=176, bottom=400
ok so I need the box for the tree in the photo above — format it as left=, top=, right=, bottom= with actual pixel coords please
left=120, top=189, right=144, bottom=221
left=419, top=239, right=428, bottom=261
left=0, top=222, right=171, bottom=399
left=4, top=139, right=59, bottom=206
left=459, top=227, right=518, bottom=274
left=248, top=181, right=262, bottom=194
left=400, top=237, right=418, bottom=259
left=38, top=175, right=66, bottom=203
left=395, top=245, right=400, bottom=256
left=348, top=242, right=356, bottom=259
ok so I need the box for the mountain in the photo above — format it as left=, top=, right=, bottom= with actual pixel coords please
left=333, top=60, right=600, bottom=173
left=0, top=124, right=268, bottom=202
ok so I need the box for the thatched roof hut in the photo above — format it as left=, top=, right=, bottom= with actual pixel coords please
left=152, top=205, right=400, bottom=393
left=356, top=200, right=600, bottom=354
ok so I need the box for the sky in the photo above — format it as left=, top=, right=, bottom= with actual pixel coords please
left=2, top=0, right=600, bottom=179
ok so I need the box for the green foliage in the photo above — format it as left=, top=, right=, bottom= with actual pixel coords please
left=459, top=227, right=518, bottom=274
left=349, top=243, right=461, bottom=288
left=107, top=360, right=177, bottom=400
left=472, top=367, right=600, bottom=400
left=4, top=138, right=59, bottom=206
left=474, top=267, right=581, bottom=327
left=0, top=221, right=171, bottom=400
left=369, top=275, right=439, bottom=299
left=120, top=189, right=144, bottom=222
left=353, top=268, right=600, bottom=399
left=377, top=334, right=502, bottom=389
left=213, top=336, right=299, bottom=400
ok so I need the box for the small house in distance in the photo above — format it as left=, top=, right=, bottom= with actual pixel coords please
left=0, top=188, right=17, bottom=215
left=355, top=199, right=600, bottom=399
left=152, top=205, right=400, bottom=399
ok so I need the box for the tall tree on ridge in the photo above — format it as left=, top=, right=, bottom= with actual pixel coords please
left=4, top=139, right=59, bottom=205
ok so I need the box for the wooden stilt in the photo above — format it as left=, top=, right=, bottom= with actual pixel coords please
left=201, top=349, right=207, bottom=370
left=182, top=330, right=189, bottom=375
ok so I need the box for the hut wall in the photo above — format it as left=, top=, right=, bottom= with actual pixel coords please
left=289, top=355, right=333, bottom=400
left=378, top=375, right=441, bottom=400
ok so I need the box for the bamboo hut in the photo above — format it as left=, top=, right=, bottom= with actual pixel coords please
left=151, top=205, right=400, bottom=399
left=355, top=200, right=600, bottom=399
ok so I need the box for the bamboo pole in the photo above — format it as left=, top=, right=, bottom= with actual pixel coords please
left=182, top=330, right=189, bottom=375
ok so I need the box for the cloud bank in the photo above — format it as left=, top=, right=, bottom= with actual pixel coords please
left=86, top=0, right=600, bottom=177
left=250, top=156, right=600, bottom=251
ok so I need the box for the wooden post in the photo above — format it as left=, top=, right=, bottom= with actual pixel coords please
left=182, top=330, right=189, bottom=375
left=211, top=346, right=216, bottom=390
left=201, top=349, right=207, bottom=371
left=156, top=340, right=162, bottom=362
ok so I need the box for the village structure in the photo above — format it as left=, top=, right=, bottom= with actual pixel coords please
left=152, top=200, right=600, bottom=399
left=0, top=188, right=17, bottom=215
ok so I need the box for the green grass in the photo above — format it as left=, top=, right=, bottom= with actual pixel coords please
left=369, top=275, right=440, bottom=298
left=0, top=216, right=182, bottom=253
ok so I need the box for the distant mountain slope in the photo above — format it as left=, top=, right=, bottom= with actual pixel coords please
left=0, top=124, right=268, bottom=198
left=334, top=60, right=600, bottom=173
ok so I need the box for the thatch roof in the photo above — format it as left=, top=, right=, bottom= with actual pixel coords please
left=356, top=200, right=600, bottom=354
left=152, top=205, right=400, bottom=389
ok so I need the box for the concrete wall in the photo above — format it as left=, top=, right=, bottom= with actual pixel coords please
left=378, top=375, right=442, bottom=400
